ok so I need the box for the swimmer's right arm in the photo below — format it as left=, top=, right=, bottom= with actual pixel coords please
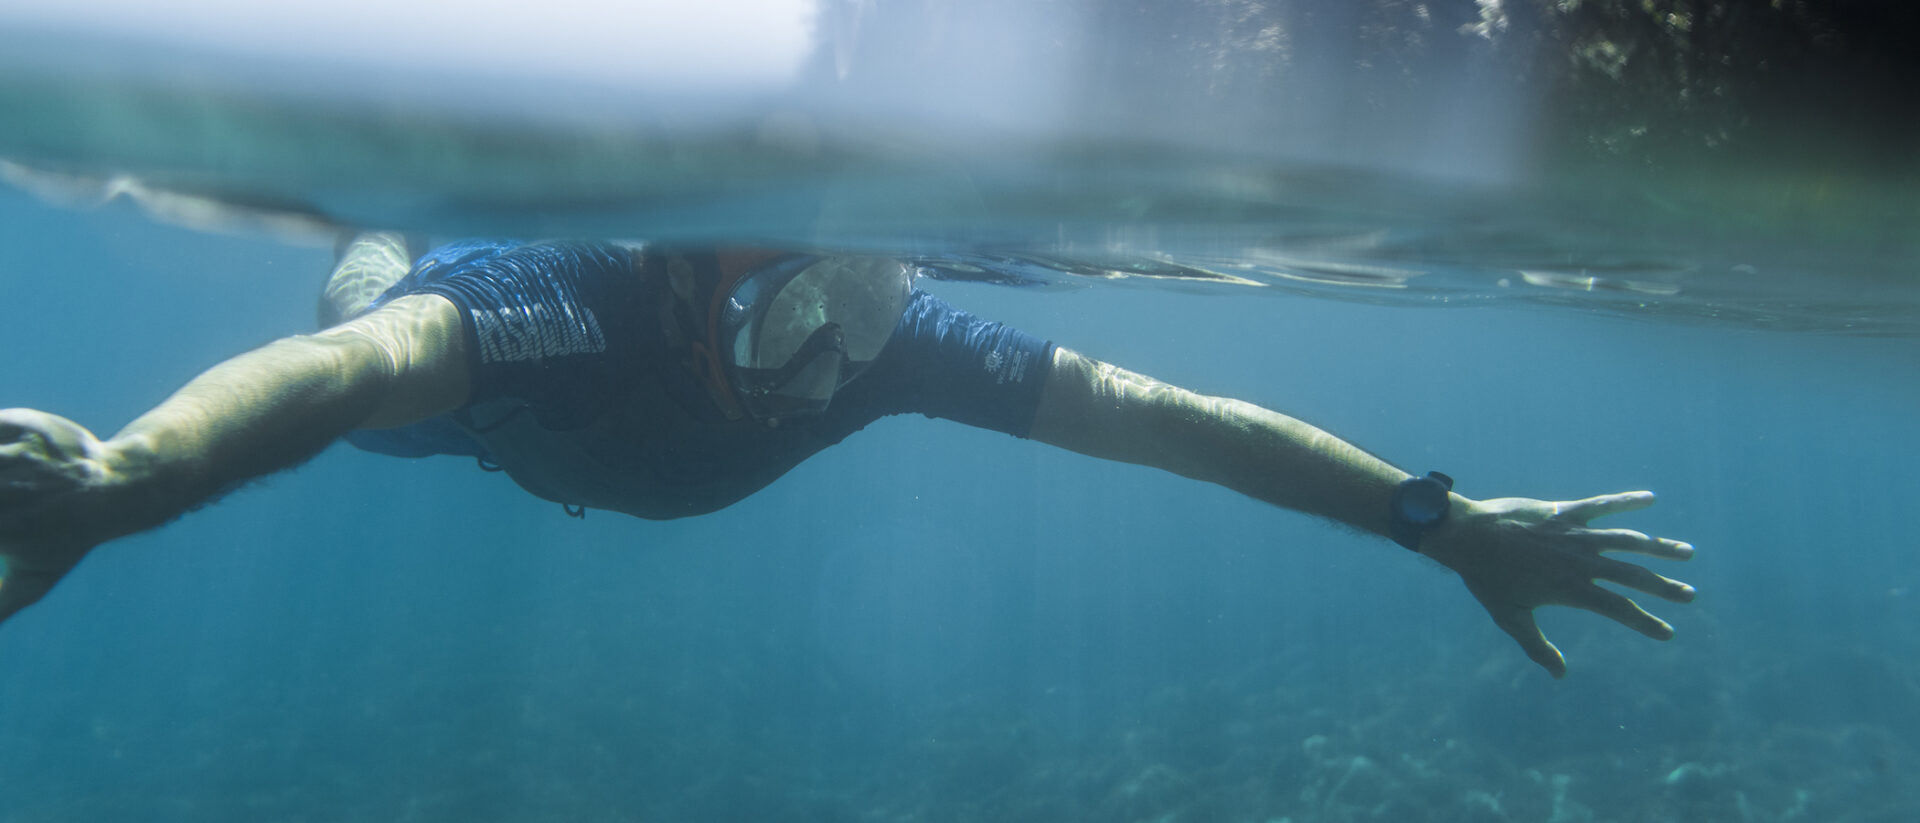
left=0, top=294, right=468, bottom=626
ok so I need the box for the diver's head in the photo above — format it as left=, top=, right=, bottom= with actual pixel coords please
left=706, top=253, right=915, bottom=424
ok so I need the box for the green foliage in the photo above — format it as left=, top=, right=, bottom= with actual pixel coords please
left=1523, top=0, right=1920, bottom=171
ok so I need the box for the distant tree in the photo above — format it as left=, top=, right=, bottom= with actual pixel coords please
left=1514, top=0, right=1920, bottom=171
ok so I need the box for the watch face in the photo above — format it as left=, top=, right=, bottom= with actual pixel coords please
left=1398, top=479, right=1450, bottom=526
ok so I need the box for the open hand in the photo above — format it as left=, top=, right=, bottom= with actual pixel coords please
left=1419, top=491, right=1696, bottom=678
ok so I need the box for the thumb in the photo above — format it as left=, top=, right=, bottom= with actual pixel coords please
left=1487, top=604, right=1567, bottom=679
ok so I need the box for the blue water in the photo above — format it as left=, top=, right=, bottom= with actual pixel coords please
left=3, top=174, right=1917, bottom=822
left=4, top=1, right=1920, bottom=818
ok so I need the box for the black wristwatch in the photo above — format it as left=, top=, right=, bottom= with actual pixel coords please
left=1388, top=471, right=1454, bottom=552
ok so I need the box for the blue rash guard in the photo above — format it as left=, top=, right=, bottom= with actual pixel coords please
left=346, top=240, right=1055, bottom=518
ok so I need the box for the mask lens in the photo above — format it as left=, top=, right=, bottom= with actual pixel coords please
left=719, top=255, right=914, bottom=420
left=732, top=323, right=846, bottom=419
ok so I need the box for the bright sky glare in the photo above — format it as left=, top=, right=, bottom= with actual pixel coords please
left=0, top=0, right=819, bottom=90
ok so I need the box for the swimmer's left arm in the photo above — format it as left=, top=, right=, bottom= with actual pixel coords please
left=1026, top=346, right=1695, bottom=677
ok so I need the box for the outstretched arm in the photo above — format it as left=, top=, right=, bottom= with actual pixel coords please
left=0, top=294, right=467, bottom=625
left=1028, top=347, right=1695, bottom=677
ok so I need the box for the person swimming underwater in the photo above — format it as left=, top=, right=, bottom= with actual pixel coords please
left=0, top=232, right=1695, bottom=678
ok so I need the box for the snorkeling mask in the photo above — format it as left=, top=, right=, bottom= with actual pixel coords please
left=703, top=254, right=915, bottom=423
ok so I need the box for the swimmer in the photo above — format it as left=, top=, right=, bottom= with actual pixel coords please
left=0, top=233, right=1695, bottom=677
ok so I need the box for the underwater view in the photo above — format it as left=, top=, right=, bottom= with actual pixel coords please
left=1, top=1, right=1917, bottom=821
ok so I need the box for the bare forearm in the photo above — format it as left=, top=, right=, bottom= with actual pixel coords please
left=104, top=338, right=388, bottom=516
left=101, top=295, right=466, bottom=527
left=1029, top=348, right=1408, bottom=535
